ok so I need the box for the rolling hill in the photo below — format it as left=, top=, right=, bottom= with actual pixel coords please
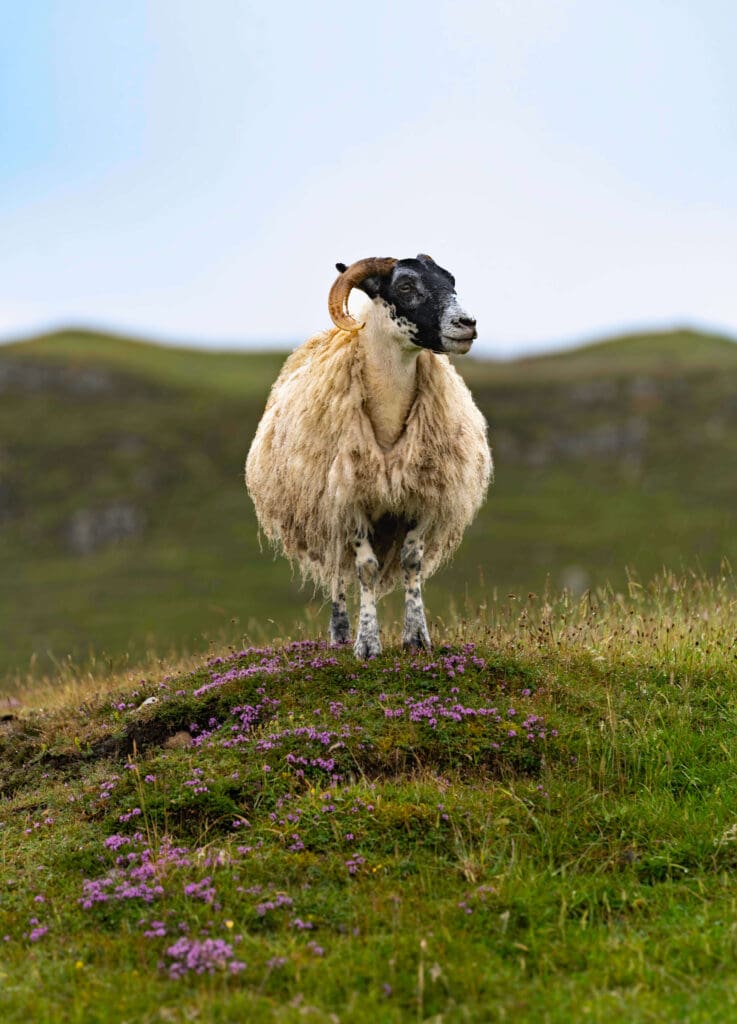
left=1, top=325, right=736, bottom=687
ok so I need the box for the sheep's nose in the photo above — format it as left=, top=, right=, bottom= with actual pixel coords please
left=454, top=316, right=477, bottom=330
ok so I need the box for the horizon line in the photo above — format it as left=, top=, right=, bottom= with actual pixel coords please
left=1, top=317, right=736, bottom=362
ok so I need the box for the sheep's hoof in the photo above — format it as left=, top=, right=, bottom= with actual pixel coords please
left=402, top=623, right=432, bottom=653
left=329, top=612, right=352, bottom=646
left=354, top=632, right=381, bottom=659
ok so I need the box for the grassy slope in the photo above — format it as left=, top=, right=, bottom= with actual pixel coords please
left=2, top=326, right=737, bottom=686
left=492, top=327, right=737, bottom=377
left=2, top=578, right=737, bottom=1022
left=3, top=328, right=287, bottom=398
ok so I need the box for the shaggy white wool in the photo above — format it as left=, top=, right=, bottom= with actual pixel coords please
left=245, top=304, right=492, bottom=596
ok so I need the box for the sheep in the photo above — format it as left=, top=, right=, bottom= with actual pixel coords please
left=245, top=254, right=492, bottom=657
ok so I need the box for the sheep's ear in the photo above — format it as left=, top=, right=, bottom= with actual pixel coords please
left=354, top=275, right=382, bottom=299
left=334, top=261, right=383, bottom=298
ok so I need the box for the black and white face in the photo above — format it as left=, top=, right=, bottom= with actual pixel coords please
left=356, top=254, right=477, bottom=355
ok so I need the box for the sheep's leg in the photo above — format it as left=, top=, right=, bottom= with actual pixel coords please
left=329, top=576, right=351, bottom=646
left=353, top=530, right=381, bottom=659
left=401, top=528, right=431, bottom=652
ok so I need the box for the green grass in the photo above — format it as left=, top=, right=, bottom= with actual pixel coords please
left=2, top=324, right=737, bottom=688
left=4, top=327, right=737, bottom=1018
left=2, top=574, right=737, bottom=1022
left=3, top=327, right=288, bottom=398
left=490, top=327, right=737, bottom=379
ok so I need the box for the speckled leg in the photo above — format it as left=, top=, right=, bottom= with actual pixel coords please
left=329, top=576, right=351, bottom=646
left=401, top=529, right=431, bottom=652
left=353, top=531, right=381, bottom=659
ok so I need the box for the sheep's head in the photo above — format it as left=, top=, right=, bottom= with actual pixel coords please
left=328, top=254, right=477, bottom=355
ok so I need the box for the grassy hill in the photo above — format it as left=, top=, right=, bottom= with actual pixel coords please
left=2, top=325, right=737, bottom=687
left=2, top=327, right=288, bottom=398
left=2, top=579, right=737, bottom=1022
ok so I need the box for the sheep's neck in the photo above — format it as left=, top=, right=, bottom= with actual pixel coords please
left=360, top=327, right=420, bottom=451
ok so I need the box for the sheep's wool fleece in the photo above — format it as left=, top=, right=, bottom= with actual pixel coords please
left=245, top=327, right=492, bottom=595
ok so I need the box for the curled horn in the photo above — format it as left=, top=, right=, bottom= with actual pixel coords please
left=328, top=257, right=397, bottom=332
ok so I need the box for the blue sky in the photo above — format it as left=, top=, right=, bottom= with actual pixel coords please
left=1, top=0, right=735, bottom=355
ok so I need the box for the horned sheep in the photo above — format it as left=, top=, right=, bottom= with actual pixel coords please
left=245, top=254, right=492, bottom=658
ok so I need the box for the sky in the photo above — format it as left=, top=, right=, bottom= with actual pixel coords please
left=1, top=0, right=735, bottom=357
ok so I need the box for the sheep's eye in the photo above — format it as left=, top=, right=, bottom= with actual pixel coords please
left=398, top=281, right=414, bottom=294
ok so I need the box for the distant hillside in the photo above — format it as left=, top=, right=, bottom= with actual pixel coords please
left=504, top=328, right=737, bottom=378
left=2, top=327, right=287, bottom=398
left=1, top=325, right=737, bottom=685
left=6, top=325, right=737, bottom=387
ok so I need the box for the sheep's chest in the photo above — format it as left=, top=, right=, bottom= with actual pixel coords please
left=365, top=391, right=415, bottom=452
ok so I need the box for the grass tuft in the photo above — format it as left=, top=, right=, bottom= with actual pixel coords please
left=2, top=574, right=737, bottom=1020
